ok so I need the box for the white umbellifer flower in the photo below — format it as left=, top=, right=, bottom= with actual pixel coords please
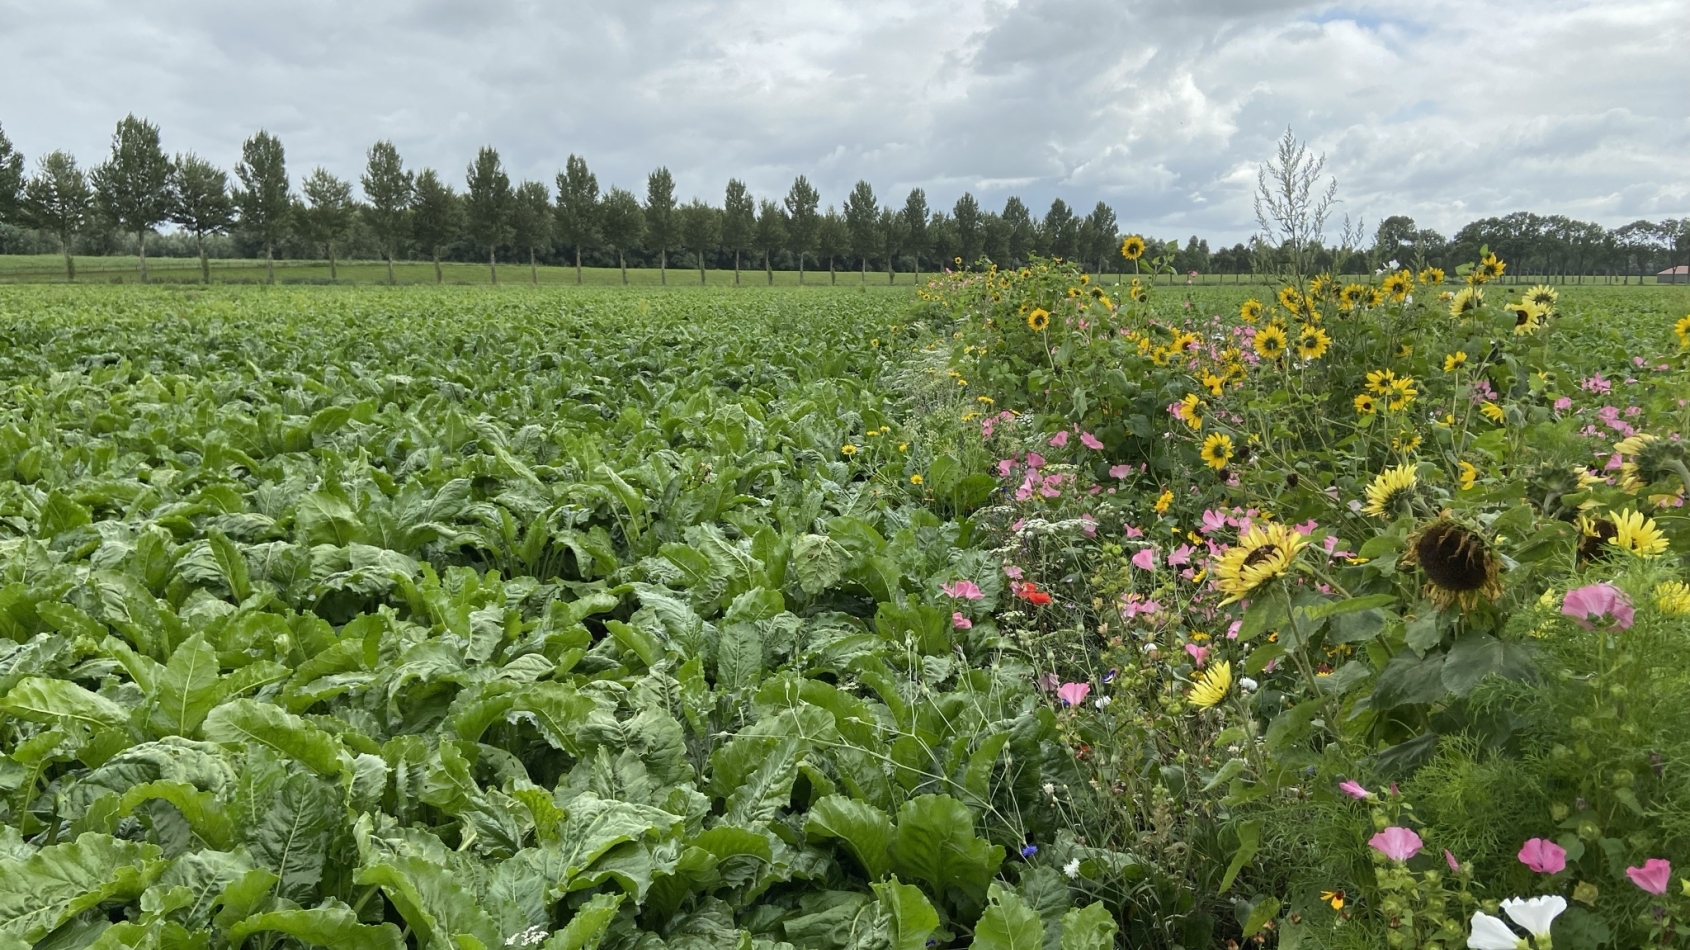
left=1501, top=896, right=1566, bottom=941
left=1466, top=910, right=1524, bottom=949
left=505, top=926, right=548, bottom=948
left=1063, top=858, right=1082, bottom=879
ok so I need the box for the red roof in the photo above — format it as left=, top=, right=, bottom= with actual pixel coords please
left=1661, top=265, right=1690, bottom=275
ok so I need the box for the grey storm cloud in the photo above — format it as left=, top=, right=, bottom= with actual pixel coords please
left=1, top=0, right=1685, bottom=242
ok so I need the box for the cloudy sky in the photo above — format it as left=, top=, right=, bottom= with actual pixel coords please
left=2, top=0, right=1685, bottom=243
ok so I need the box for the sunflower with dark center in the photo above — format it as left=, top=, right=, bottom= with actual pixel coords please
left=1254, top=323, right=1288, bottom=360
left=1027, top=308, right=1051, bottom=332
left=1214, top=522, right=1309, bottom=604
left=1239, top=298, right=1263, bottom=323
left=1576, top=515, right=1618, bottom=565
left=1120, top=235, right=1146, bottom=261
left=1402, top=518, right=1502, bottom=610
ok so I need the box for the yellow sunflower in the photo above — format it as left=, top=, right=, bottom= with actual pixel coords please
left=1240, top=298, right=1263, bottom=323
left=1308, top=274, right=1334, bottom=301
left=1609, top=508, right=1668, bottom=558
left=1525, top=284, right=1558, bottom=309
left=1364, top=287, right=1385, bottom=308
left=1509, top=299, right=1546, bottom=335
left=1382, top=270, right=1413, bottom=301
left=841, top=444, right=858, bottom=457
left=1354, top=393, right=1378, bottom=416
left=1418, top=266, right=1446, bottom=285
left=1296, top=325, right=1331, bottom=360
left=1176, top=393, right=1204, bottom=430
left=1027, top=308, right=1051, bottom=331
left=1443, top=351, right=1467, bottom=372
left=1337, top=283, right=1364, bottom=312
left=1402, top=518, right=1502, bottom=610
left=1120, top=235, right=1147, bottom=261
left=1253, top=323, right=1289, bottom=360
left=1449, top=286, right=1483, bottom=317
left=1201, top=432, right=1234, bottom=470
left=1277, top=286, right=1305, bottom=314
left=1213, top=523, right=1309, bottom=604
left=1365, top=368, right=1397, bottom=395
left=1362, top=464, right=1419, bottom=518
left=1128, top=279, right=1149, bottom=303
left=1154, top=489, right=1174, bottom=514
left=1473, top=252, right=1506, bottom=283
left=1458, top=460, right=1478, bottom=490
left=1478, top=401, right=1506, bottom=424
left=1386, top=376, right=1418, bottom=411
left=1189, top=660, right=1233, bottom=709
left=1675, top=314, right=1690, bottom=349
left=1655, top=581, right=1690, bottom=615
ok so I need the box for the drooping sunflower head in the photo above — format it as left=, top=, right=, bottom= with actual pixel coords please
left=1120, top=235, right=1147, bottom=261
left=1382, top=270, right=1413, bottom=301
left=1213, top=522, right=1309, bottom=604
left=1655, top=581, right=1690, bottom=616
left=1200, top=432, right=1234, bottom=470
left=1615, top=433, right=1690, bottom=500
left=1239, top=298, right=1263, bottom=323
left=1128, top=279, right=1149, bottom=303
left=1253, top=323, right=1289, bottom=360
left=1576, top=514, right=1618, bottom=565
left=1525, top=463, right=1597, bottom=520
left=1027, top=308, right=1052, bottom=332
left=1188, top=659, right=1233, bottom=709
left=1362, top=464, right=1420, bottom=518
left=1609, top=508, right=1669, bottom=558
left=1402, top=517, right=1502, bottom=611
left=1296, top=325, right=1331, bottom=360
left=1449, top=286, right=1483, bottom=318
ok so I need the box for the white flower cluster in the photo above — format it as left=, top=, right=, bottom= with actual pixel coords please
left=505, top=925, right=549, bottom=947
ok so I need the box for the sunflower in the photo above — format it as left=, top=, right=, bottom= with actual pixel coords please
left=1478, top=401, right=1506, bottom=424
left=1239, top=298, right=1263, bottom=323
left=1443, top=351, right=1467, bottom=372
left=1448, top=286, right=1483, bottom=317
left=1509, top=299, right=1546, bottom=335
left=1418, top=266, right=1446, bottom=285
left=1296, top=325, right=1331, bottom=360
left=1337, top=283, right=1365, bottom=312
left=1128, top=279, right=1149, bottom=303
left=1201, top=433, right=1234, bottom=470
left=1473, top=252, right=1506, bottom=284
left=1609, top=508, right=1668, bottom=558
left=1188, top=660, right=1233, bottom=709
left=1655, top=581, right=1690, bottom=615
left=1308, top=274, right=1332, bottom=299
left=1676, top=314, right=1690, bottom=349
left=1525, top=284, right=1558, bottom=309
left=1458, top=460, right=1478, bottom=490
left=1386, top=376, right=1418, bottom=411
left=1175, top=393, right=1204, bottom=430
left=841, top=444, right=858, bottom=457
left=1402, top=518, right=1502, bottom=610
left=1614, top=433, right=1690, bottom=500
left=1154, top=489, right=1174, bottom=514
left=1353, top=393, right=1378, bottom=416
left=1365, top=369, right=1397, bottom=395
left=1382, top=270, right=1413, bottom=301
left=1253, top=323, right=1289, bottom=360
left=1576, top=514, right=1618, bottom=565
left=1277, top=286, right=1305, bottom=314
left=1214, top=523, right=1308, bottom=604
left=1120, top=235, right=1147, bottom=261
left=1364, top=287, right=1385, bottom=308
left=1362, top=464, right=1419, bottom=518
left=1027, top=308, right=1051, bottom=331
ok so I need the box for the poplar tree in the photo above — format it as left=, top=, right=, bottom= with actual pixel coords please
left=721, top=179, right=754, bottom=285
left=784, top=175, right=819, bottom=284
left=361, top=140, right=413, bottom=284
left=878, top=206, right=906, bottom=284
left=0, top=122, right=25, bottom=226
left=755, top=199, right=785, bottom=285
left=465, top=146, right=512, bottom=285
left=1042, top=198, right=1076, bottom=260
left=169, top=153, right=234, bottom=284
left=232, top=131, right=291, bottom=283
left=816, top=207, right=847, bottom=285
left=511, top=180, right=554, bottom=285
left=644, top=167, right=677, bottom=285
left=89, top=114, right=173, bottom=282
left=554, top=155, right=599, bottom=284
left=411, top=169, right=463, bottom=284
left=843, top=180, right=878, bottom=283
left=22, top=151, right=92, bottom=280
left=679, top=199, right=720, bottom=285
left=951, top=193, right=982, bottom=268
left=599, top=186, right=643, bottom=285
left=1084, top=201, right=1119, bottom=274
left=300, top=168, right=354, bottom=280
left=902, top=189, right=929, bottom=280
left=1002, top=196, right=1033, bottom=265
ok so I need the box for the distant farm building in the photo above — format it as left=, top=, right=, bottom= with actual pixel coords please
left=1661, top=266, right=1690, bottom=284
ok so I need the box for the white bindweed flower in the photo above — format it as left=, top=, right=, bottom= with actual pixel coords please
left=1239, top=677, right=1259, bottom=692
left=1063, top=858, right=1082, bottom=879
left=1501, top=895, right=1566, bottom=940
left=1093, top=696, right=1112, bottom=709
left=1466, top=911, right=1525, bottom=949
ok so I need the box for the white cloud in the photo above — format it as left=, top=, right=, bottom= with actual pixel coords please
left=0, top=0, right=1684, bottom=243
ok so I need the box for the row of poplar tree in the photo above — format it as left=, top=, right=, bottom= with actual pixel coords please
left=0, top=115, right=1128, bottom=284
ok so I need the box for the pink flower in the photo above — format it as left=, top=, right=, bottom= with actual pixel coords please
left=1167, top=544, right=1194, bottom=566
left=1080, top=432, right=1104, bottom=450
left=1131, top=547, right=1159, bottom=571
left=1200, top=509, right=1228, bottom=534
left=1036, top=671, right=1059, bottom=691
left=952, top=612, right=972, bottom=630
left=1119, top=594, right=1163, bottom=620
left=1039, top=474, right=1064, bottom=498
left=1056, top=682, right=1091, bottom=707
left=1226, top=620, right=1241, bottom=639
left=1003, top=565, right=1024, bottom=580
left=1338, top=780, right=1371, bottom=800
left=1553, top=396, right=1572, bottom=412
left=1368, top=827, right=1423, bottom=862
left=1080, top=513, right=1098, bottom=537
left=941, top=580, right=984, bottom=600
left=1293, top=519, right=1318, bottom=535
left=1444, top=849, right=1459, bottom=873
left=1627, top=858, right=1672, bottom=895
left=1026, top=452, right=1045, bottom=469
left=1048, top=431, right=1069, bottom=447
left=1108, top=464, right=1132, bottom=479
left=1561, top=583, right=1634, bottom=631
left=1184, top=643, right=1209, bottom=667
left=997, top=459, right=1016, bottom=477
left=1518, top=838, right=1567, bottom=874
left=1124, top=525, right=1144, bottom=539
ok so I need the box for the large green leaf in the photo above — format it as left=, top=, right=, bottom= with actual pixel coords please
left=0, top=676, right=129, bottom=728
left=0, top=834, right=165, bottom=942
left=971, top=884, right=1044, bottom=950
left=149, top=634, right=222, bottom=737
left=243, top=769, right=338, bottom=903
left=541, top=893, right=624, bottom=950
left=887, top=795, right=1003, bottom=914
left=227, top=900, right=405, bottom=950
left=202, top=699, right=348, bottom=776
left=805, top=795, right=894, bottom=880
left=872, top=879, right=940, bottom=950
left=1058, top=904, right=1117, bottom=950
left=355, top=854, right=501, bottom=950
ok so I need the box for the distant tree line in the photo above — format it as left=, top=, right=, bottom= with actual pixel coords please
left=1, top=116, right=1687, bottom=284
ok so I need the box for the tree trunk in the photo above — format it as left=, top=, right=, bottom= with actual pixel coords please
left=887, top=256, right=894, bottom=285
left=798, top=253, right=804, bottom=286
left=266, top=243, right=275, bottom=284
left=697, top=252, right=705, bottom=285
left=913, top=255, right=919, bottom=284
left=386, top=250, right=396, bottom=285
left=197, top=233, right=209, bottom=284
left=138, top=231, right=148, bottom=283
left=765, top=249, right=772, bottom=285
left=860, top=257, right=867, bottom=284
left=433, top=250, right=443, bottom=284
left=575, top=246, right=583, bottom=285
left=62, top=238, right=75, bottom=281
left=829, top=258, right=836, bottom=285
left=329, top=245, right=338, bottom=281
left=734, top=249, right=741, bottom=286
left=619, top=249, right=627, bottom=285
left=489, top=246, right=498, bottom=285
left=660, top=249, right=667, bottom=286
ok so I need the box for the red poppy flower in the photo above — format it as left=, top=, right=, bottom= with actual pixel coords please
left=1014, top=581, right=1053, bottom=606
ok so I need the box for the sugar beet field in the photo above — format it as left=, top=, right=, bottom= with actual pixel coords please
left=0, top=277, right=1688, bottom=950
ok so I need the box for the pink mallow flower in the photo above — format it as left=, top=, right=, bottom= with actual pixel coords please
left=1627, top=858, right=1672, bottom=895
left=1056, top=682, right=1091, bottom=707
left=1562, top=583, right=1634, bottom=631
left=1338, top=780, right=1371, bottom=800
left=952, top=612, right=972, bottom=630
left=1368, top=827, right=1423, bottom=862
left=1003, top=565, right=1024, bottom=580
left=1026, top=452, right=1045, bottom=469
left=1131, top=547, right=1159, bottom=570
left=1108, top=464, right=1132, bottom=479
left=1444, top=849, right=1460, bottom=873
left=997, top=459, right=1016, bottom=477
left=1080, top=432, right=1104, bottom=450
left=941, top=580, right=984, bottom=600
left=1048, top=431, right=1069, bottom=447
left=1517, top=838, right=1567, bottom=874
